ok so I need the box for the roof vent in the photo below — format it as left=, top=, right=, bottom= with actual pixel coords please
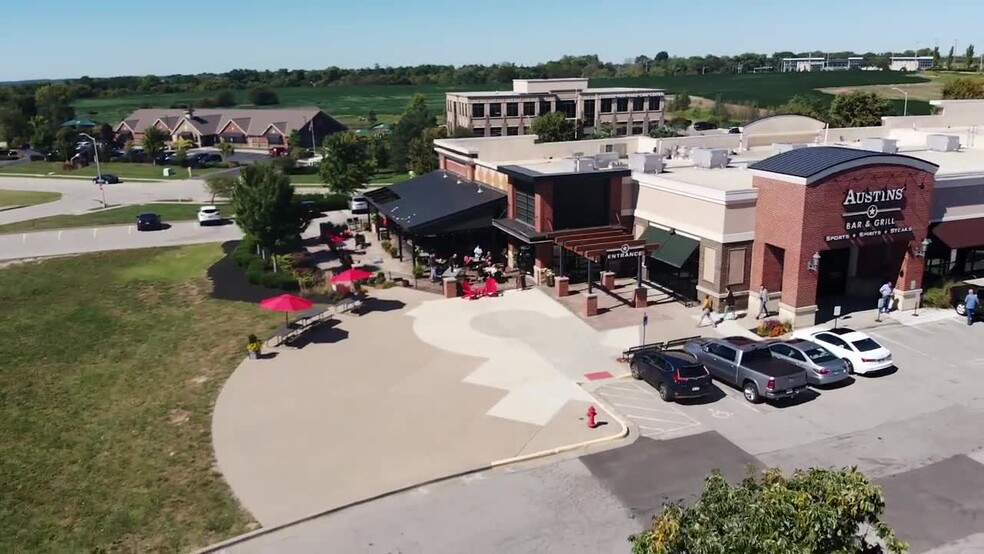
left=927, top=134, right=960, bottom=152
left=692, top=148, right=730, bottom=169
left=773, top=143, right=808, bottom=154
left=861, top=137, right=898, bottom=154
left=628, top=153, right=664, bottom=174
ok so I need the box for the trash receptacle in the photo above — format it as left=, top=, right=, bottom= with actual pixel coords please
left=162, top=167, right=174, bottom=177
left=319, top=222, right=331, bottom=241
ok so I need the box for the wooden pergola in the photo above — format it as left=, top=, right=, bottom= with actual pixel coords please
left=546, top=226, right=661, bottom=293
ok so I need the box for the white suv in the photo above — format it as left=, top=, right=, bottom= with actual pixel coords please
left=349, top=195, right=368, bottom=214
left=197, top=205, right=223, bottom=226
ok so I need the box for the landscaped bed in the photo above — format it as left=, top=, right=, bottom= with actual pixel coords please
left=0, top=161, right=224, bottom=180
left=0, top=202, right=232, bottom=233
left=0, top=244, right=284, bottom=551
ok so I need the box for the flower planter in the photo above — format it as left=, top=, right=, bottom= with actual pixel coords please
left=546, top=275, right=556, bottom=287
left=247, top=350, right=260, bottom=360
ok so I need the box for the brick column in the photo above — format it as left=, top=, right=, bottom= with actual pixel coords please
left=556, top=276, right=569, bottom=297
left=443, top=277, right=458, bottom=298
left=534, top=180, right=554, bottom=233
left=894, top=248, right=926, bottom=310
left=601, top=271, right=615, bottom=290
left=507, top=183, right=516, bottom=219
left=585, top=294, right=598, bottom=317
left=634, top=287, right=648, bottom=308
left=608, top=176, right=623, bottom=225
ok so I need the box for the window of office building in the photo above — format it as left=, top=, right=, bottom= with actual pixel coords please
left=583, top=99, right=595, bottom=120
left=539, top=100, right=552, bottom=114
left=556, top=100, right=576, bottom=118
left=506, top=102, right=519, bottom=117
left=616, top=98, right=629, bottom=112
left=514, top=182, right=536, bottom=227
left=507, top=126, right=519, bottom=136
left=489, top=127, right=503, bottom=137
left=648, top=96, right=661, bottom=110
left=615, top=123, right=628, bottom=136
left=600, top=98, right=613, bottom=113
left=473, top=127, right=485, bottom=137
left=632, top=97, right=645, bottom=111
left=522, top=126, right=530, bottom=135
left=631, top=124, right=644, bottom=135
left=472, top=103, right=485, bottom=118
left=523, top=101, right=536, bottom=116
left=489, top=103, right=502, bottom=117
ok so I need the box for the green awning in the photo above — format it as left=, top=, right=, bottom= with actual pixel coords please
left=640, top=226, right=699, bottom=268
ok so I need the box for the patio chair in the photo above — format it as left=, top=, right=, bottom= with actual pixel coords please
left=461, top=280, right=483, bottom=300
left=484, top=277, right=500, bottom=297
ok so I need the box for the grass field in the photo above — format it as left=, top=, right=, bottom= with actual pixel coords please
left=0, top=162, right=224, bottom=180
left=0, top=244, right=282, bottom=551
left=72, top=71, right=936, bottom=126
left=0, top=202, right=229, bottom=233
left=0, top=189, right=62, bottom=208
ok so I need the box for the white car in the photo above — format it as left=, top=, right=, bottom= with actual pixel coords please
left=349, top=195, right=368, bottom=214
left=197, top=205, right=223, bottom=225
left=296, top=155, right=323, bottom=167
left=790, top=327, right=892, bottom=375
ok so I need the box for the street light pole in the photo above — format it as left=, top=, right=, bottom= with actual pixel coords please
left=80, top=132, right=106, bottom=207
left=891, top=87, right=909, bottom=116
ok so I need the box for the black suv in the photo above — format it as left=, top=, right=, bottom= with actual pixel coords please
left=630, top=349, right=714, bottom=402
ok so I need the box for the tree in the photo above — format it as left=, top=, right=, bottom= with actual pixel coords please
left=946, top=46, right=955, bottom=69
left=98, top=123, right=115, bottom=145
left=932, top=46, right=941, bottom=69
left=366, top=110, right=378, bottom=124
left=829, top=91, right=892, bottom=127
left=218, top=141, right=236, bottom=162
left=654, top=51, right=669, bottom=63
left=630, top=467, right=906, bottom=554
left=391, top=94, right=436, bottom=171
left=367, top=134, right=390, bottom=169
left=648, top=126, right=681, bottom=138
left=530, top=111, right=575, bottom=143
left=942, top=77, right=984, bottom=99
left=249, top=87, right=280, bottom=106
left=668, top=92, right=691, bottom=111
left=777, top=94, right=827, bottom=120
left=232, top=163, right=306, bottom=253
left=318, top=131, right=376, bottom=195
left=667, top=117, right=692, bottom=130
left=288, top=129, right=304, bottom=151
left=173, top=137, right=194, bottom=151
left=966, top=44, right=976, bottom=68
left=214, top=90, right=237, bottom=107
left=34, top=84, right=75, bottom=126
left=711, top=94, right=728, bottom=120
left=589, top=122, right=615, bottom=139
left=142, top=126, right=167, bottom=164
left=54, top=128, right=77, bottom=162
left=205, top=175, right=236, bottom=203
left=29, top=116, right=55, bottom=154
left=408, top=126, right=447, bottom=175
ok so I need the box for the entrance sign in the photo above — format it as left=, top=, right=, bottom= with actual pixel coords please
left=607, top=243, right=645, bottom=259
left=826, top=186, right=913, bottom=242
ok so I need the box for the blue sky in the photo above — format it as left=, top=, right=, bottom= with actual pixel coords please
left=3, top=0, right=981, bottom=81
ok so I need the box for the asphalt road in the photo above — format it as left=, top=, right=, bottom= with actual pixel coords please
left=217, top=314, right=984, bottom=554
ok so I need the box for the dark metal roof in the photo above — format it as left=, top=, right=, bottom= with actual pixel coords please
left=498, top=163, right=631, bottom=184
left=364, top=170, right=506, bottom=235
left=492, top=218, right=550, bottom=243
left=748, top=146, right=938, bottom=180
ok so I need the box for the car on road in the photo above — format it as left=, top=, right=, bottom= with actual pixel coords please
left=766, top=339, right=850, bottom=386
left=684, top=336, right=808, bottom=403
left=190, top=152, right=223, bottom=167
left=93, top=174, right=120, bottom=184
left=693, top=121, right=718, bottom=131
left=349, top=194, right=368, bottom=214
left=790, top=327, right=892, bottom=375
left=197, top=205, right=223, bottom=225
left=629, top=348, right=714, bottom=402
left=268, top=146, right=289, bottom=157
left=950, top=283, right=984, bottom=320
left=136, top=212, right=163, bottom=231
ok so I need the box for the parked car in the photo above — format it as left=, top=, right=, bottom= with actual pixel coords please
left=790, top=327, right=892, bottom=375
left=197, top=205, right=223, bottom=225
left=951, top=283, right=984, bottom=320
left=136, top=212, right=163, bottom=231
left=300, top=200, right=320, bottom=218
left=268, top=146, right=289, bottom=157
left=766, top=339, right=850, bottom=386
left=296, top=155, right=324, bottom=167
left=693, top=121, right=718, bottom=131
left=93, top=174, right=120, bottom=184
left=349, top=194, right=368, bottom=214
left=629, top=348, right=714, bottom=402
left=0, top=149, right=19, bottom=157
left=684, top=336, right=808, bottom=403
left=189, top=152, right=222, bottom=167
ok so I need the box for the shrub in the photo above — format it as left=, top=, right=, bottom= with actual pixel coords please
left=260, top=271, right=299, bottom=291
left=755, top=318, right=792, bottom=337
left=233, top=238, right=258, bottom=267
left=245, top=258, right=267, bottom=284
left=380, top=240, right=392, bottom=253
left=413, top=264, right=426, bottom=278
left=294, top=192, right=348, bottom=213
left=923, top=280, right=959, bottom=308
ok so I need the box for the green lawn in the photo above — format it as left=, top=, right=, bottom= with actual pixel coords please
left=0, top=244, right=283, bottom=551
left=291, top=170, right=410, bottom=187
left=0, top=189, right=62, bottom=208
left=72, top=72, right=936, bottom=127
left=0, top=161, right=224, bottom=180
left=0, top=202, right=229, bottom=233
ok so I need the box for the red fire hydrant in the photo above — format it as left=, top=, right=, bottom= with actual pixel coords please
left=586, top=405, right=598, bottom=428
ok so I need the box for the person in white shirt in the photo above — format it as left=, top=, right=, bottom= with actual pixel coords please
left=473, top=245, right=483, bottom=259
left=879, top=281, right=893, bottom=314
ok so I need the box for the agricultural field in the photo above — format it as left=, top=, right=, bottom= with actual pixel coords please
left=73, top=71, right=935, bottom=127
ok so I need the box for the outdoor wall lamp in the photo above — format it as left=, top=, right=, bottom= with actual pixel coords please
left=806, top=252, right=821, bottom=272
left=913, top=237, right=931, bottom=258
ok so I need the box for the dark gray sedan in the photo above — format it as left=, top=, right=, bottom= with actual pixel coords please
left=767, top=339, right=850, bottom=386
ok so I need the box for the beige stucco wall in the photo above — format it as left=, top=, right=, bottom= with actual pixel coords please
left=633, top=184, right=755, bottom=243
left=474, top=166, right=509, bottom=191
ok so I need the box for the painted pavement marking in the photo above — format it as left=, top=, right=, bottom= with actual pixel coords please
left=595, top=382, right=703, bottom=437
left=584, top=371, right=614, bottom=381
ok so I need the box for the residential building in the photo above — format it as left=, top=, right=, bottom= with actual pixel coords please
left=889, top=56, right=934, bottom=71
left=445, top=78, right=665, bottom=138
left=780, top=56, right=862, bottom=72
left=114, top=107, right=347, bottom=149
left=365, top=99, right=984, bottom=327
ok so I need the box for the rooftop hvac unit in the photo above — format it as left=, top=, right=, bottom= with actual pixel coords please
left=692, top=147, right=730, bottom=169
left=573, top=154, right=595, bottom=172
left=628, top=153, right=664, bottom=173
left=927, top=134, right=960, bottom=152
left=594, top=152, right=619, bottom=168
left=860, top=138, right=898, bottom=154
left=773, top=143, right=808, bottom=154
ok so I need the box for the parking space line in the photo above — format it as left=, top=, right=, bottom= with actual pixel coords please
left=868, top=330, right=944, bottom=362
left=597, top=390, right=653, bottom=401
left=607, top=401, right=679, bottom=413
left=714, top=387, right=761, bottom=413
left=637, top=423, right=701, bottom=434
left=602, top=383, right=644, bottom=392
left=624, top=412, right=696, bottom=424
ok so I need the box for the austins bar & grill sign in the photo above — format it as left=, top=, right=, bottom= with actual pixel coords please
left=825, top=186, right=914, bottom=242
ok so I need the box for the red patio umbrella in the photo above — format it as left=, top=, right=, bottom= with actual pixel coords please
left=260, top=293, right=314, bottom=326
left=330, top=268, right=374, bottom=283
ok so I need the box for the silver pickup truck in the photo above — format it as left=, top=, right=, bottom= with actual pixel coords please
left=684, top=336, right=808, bottom=403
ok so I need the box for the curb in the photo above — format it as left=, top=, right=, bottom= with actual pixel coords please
left=196, top=396, right=629, bottom=553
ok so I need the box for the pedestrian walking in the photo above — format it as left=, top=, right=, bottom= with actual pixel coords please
left=723, top=286, right=736, bottom=320
left=757, top=285, right=769, bottom=319
left=879, top=280, right=893, bottom=314
left=965, top=289, right=979, bottom=326
left=698, top=295, right=717, bottom=328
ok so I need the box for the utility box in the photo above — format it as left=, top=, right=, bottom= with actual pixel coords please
left=594, top=152, right=620, bottom=168
left=692, top=148, right=730, bottom=169
left=927, top=134, right=960, bottom=152
left=628, top=153, right=664, bottom=173
left=861, top=138, right=898, bottom=154
left=162, top=167, right=174, bottom=177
